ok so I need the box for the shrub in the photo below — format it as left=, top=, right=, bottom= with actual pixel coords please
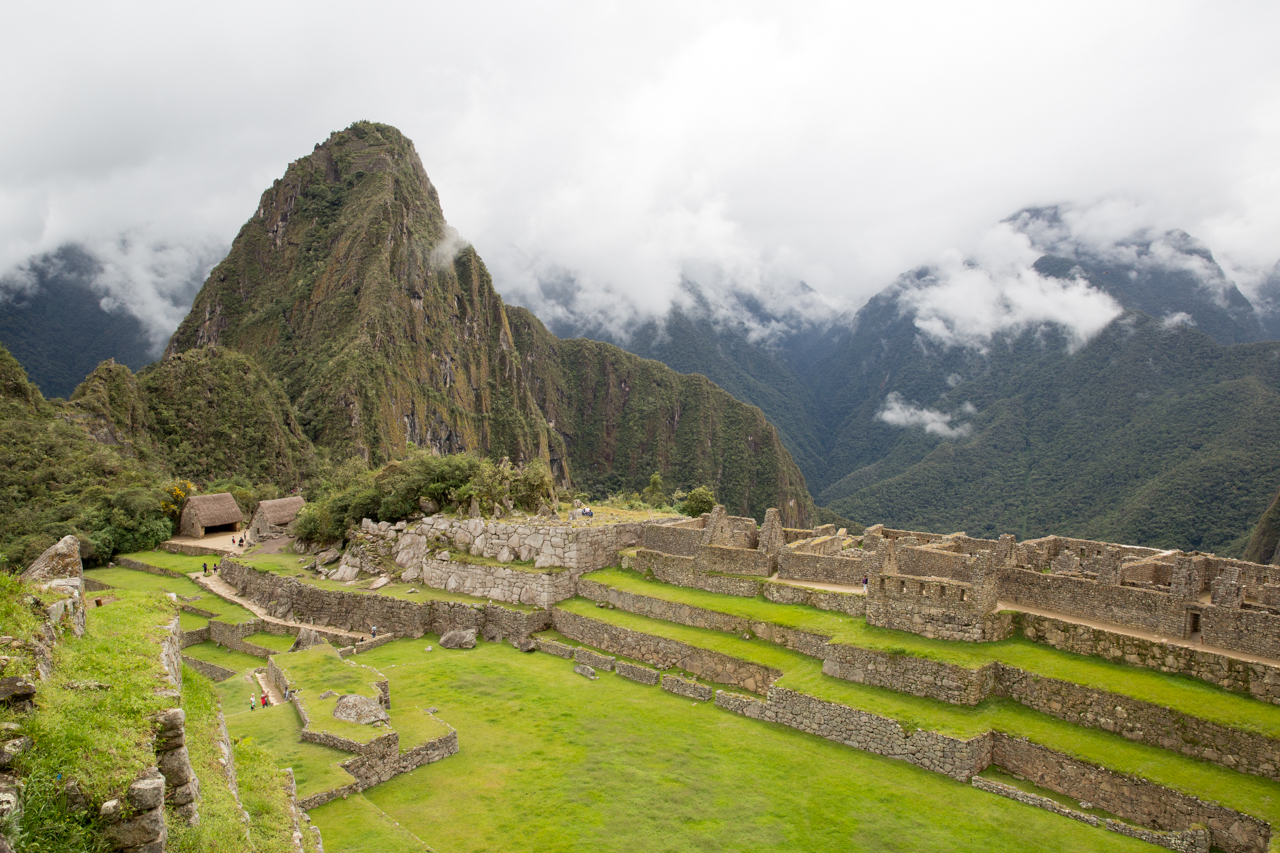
left=642, top=472, right=667, bottom=508
left=682, top=486, right=715, bottom=517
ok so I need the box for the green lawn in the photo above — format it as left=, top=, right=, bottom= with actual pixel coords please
left=87, top=565, right=258, bottom=624
left=553, top=599, right=1280, bottom=825
left=584, top=568, right=1280, bottom=738
left=179, top=611, right=210, bottom=631
left=184, top=641, right=267, bottom=673
left=246, top=632, right=296, bottom=653
left=225, top=701, right=358, bottom=799
left=310, top=637, right=1151, bottom=853
left=117, top=549, right=214, bottom=574
left=386, top=706, right=452, bottom=751
left=273, top=645, right=392, bottom=742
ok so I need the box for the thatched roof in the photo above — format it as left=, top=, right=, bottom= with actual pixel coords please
left=183, top=493, right=244, bottom=527
left=257, top=496, right=305, bottom=526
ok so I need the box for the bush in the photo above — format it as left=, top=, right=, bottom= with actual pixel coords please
left=642, top=472, right=667, bottom=508
left=682, top=486, right=715, bottom=517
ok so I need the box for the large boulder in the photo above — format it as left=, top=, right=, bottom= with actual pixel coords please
left=332, top=694, right=390, bottom=725
left=439, top=629, right=477, bottom=650
left=21, top=536, right=82, bottom=584
left=288, top=628, right=327, bottom=653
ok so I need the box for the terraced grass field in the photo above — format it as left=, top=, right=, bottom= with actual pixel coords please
left=311, top=637, right=1152, bottom=853
left=87, top=563, right=258, bottom=623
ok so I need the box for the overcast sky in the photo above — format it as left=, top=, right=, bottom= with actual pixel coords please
left=3, top=1, right=1279, bottom=348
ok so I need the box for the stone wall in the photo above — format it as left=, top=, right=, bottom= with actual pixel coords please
left=897, top=546, right=975, bottom=581
left=1017, top=612, right=1280, bottom=703
left=970, top=776, right=1099, bottom=826
left=160, top=541, right=228, bottom=558
left=866, top=574, right=1003, bottom=642
left=635, top=549, right=762, bottom=597
left=1202, top=605, right=1280, bottom=660
left=762, top=581, right=866, bottom=617
left=296, top=728, right=459, bottom=810
left=615, top=660, right=660, bottom=685
left=661, top=674, right=713, bottom=701
left=550, top=608, right=780, bottom=694
left=991, top=734, right=1268, bottom=853
left=776, top=551, right=865, bottom=585
left=182, top=655, right=237, bottom=682
left=408, top=557, right=577, bottom=608
left=574, top=647, right=616, bottom=671
left=208, top=619, right=282, bottom=658
left=642, top=523, right=705, bottom=557
left=219, top=559, right=550, bottom=643
left=694, top=545, right=772, bottom=577
left=822, top=647, right=998, bottom=706
left=180, top=625, right=210, bottom=648
left=998, top=567, right=1189, bottom=637
left=716, top=687, right=993, bottom=782
left=115, top=556, right=186, bottom=579
left=535, top=638, right=576, bottom=659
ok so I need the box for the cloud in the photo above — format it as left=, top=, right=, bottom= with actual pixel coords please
left=1161, top=311, right=1196, bottom=329
left=1, top=2, right=1279, bottom=344
left=895, top=222, right=1124, bottom=352
left=877, top=392, right=972, bottom=439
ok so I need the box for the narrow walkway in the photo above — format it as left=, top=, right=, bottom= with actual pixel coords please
left=255, top=670, right=284, bottom=706
left=190, top=572, right=369, bottom=642
left=770, top=576, right=866, bottom=595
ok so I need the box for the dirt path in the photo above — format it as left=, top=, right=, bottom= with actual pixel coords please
left=770, top=576, right=867, bottom=595
left=255, top=670, right=285, bottom=706
left=191, top=572, right=369, bottom=642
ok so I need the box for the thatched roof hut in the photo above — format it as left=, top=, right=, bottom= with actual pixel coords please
left=249, top=496, right=305, bottom=541
left=179, top=493, right=244, bottom=538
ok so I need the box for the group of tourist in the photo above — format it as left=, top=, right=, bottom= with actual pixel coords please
left=249, top=691, right=270, bottom=711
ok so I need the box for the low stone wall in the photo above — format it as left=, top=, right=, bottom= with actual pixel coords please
left=1202, top=605, right=1280, bottom=661
left=662, top=674, right=713, bottom=701
left=763, top=581, right=866, bottom=617
left=615, top=660, right=660, bottom=685
left=1105, top=821, right=1210, bottom=853
left=219, top=559, right=550, bottom=644
left=182, top=655, right=237, bottom=682
left=550, top=608, right=779, bottom=694
left=716, top=687, right=992, bottom=782
left=695, top=545, right=772, bottom=577
left=297, top=729, right=460, bottom=810
left=574, top=647, right=616, bottom=671
left=337, top=634, right=398, bottom=658
left=160, top=541, right=228, bottom=557
left=84, top=577, right=113, bottom=592
left=777, top=551, right=865, bottom=585
left=643, top=524, right=704, bottom=558
left=409, top=557, right=576, bottom=608
left=999, top=567, right=1188, bottom=638
left=992, top=734, right=1268, bottom=853
left=208, top=619, right=280, bottom=658
left=390, top=515, right=647, bottom=572
left=1017, top=613, right=1280, bottom=704
left=994, top=665, right=1280, bottom=783
left=636, top=549, right=762, bottom=596
left=822, top=647, right=998, bottom=706
left=897, top=546, right=974, bottom=581
left=970, top=776, right=1099, bottom=825
left=535, top=637, right=576, bottom=658
left=115, top=556, right=186, bottom=578
left=180, top=626, right=210, bottom=648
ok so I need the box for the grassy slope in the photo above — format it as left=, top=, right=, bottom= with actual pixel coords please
left=312, top=637, right=1148, bottom=853
left=224, top=701, right=357, bottom=798
left=552, top=598, right=1280, bottom=824
left=89, top=562, right=258, bottom=623
left=584, top=568, right=1280, bottom=737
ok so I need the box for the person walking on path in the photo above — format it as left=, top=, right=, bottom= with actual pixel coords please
left=261, top=693, right=268, bottom=708
left=249, top=693, right=256, bottom=712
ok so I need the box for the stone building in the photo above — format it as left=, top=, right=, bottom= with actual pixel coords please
left=178, top=493, right=244, bottom=539
left=248, top=496, right=305, bottom=542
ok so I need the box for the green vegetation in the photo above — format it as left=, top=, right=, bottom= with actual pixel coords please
left=185, top=642, right=268, bottom=673
left=224, top=702, right=356, bottom=799
left=1245, top=481, right=1280, bottom=564
left=551, top=599, right=1280, bottom=823
left=681, top=484, right=715, bottom=517
left=584, top=568, right=1280, bottom=737
left=88, top=564, right=257, bottom=623
left=245, top=632, right=296, bottom=653
left=312, top=637, right=1148, bottom=853
left=114, top=550, right=209, bottom=573
left=12, top=589, right=176, bottom=848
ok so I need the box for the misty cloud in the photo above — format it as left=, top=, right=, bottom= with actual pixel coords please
left=877, top=392, right=973, bottom=440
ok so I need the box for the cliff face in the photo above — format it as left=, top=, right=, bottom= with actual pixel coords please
left=165, top=122, right=816, bottom=521
left=165, top=122, right=558, bottom=471
left=508, top=307, right=815, bottom=526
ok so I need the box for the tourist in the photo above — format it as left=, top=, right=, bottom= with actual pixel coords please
left=249, top=693, right=256, bottom=712
left=262, top=693, right=269, bottom=708
left=862, top=576, right=868, bottom=594
left=202, top=562, right=209, bottom=575
left=371, top=626, right=377, bottom=639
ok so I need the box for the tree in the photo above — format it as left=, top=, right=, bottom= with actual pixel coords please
left=642, top=471, right=667, bottom=508
left=682, top=486, right=715, bottom=517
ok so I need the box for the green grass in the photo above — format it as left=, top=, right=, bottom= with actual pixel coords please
left=87, top=565, right=258, bottom=624
left=386, top=706, right=451, bottom=751
left=308, top=793, right=429, bottom=853
left=168, top=666, right=257, bottom=853
left=117, top=549, right=215, bottom=575
left=584, top=568, right=1280, bottom=738
left=246, top=632, right=296, bottom=653
left=553, top=598, right=1280, bottom=825
left=273, top=645, right=391, bottom=742
left=184, top=641, right=268, bottom=673
left=311, top=636, right=1149, bottom=853
left=180, top=611, right=211, bottom=631
left=225, top=701, right=357, bottom=798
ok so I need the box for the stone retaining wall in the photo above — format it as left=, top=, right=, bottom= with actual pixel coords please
left=822, top=647, right=998, bottom=706
left=695, top=545, right=772, bottom=577
left=209, top=619, right=280, bottom=658
left=180, top=626, right=210, bottom=647
left=615, top=660, right=660, bottom=685
left=635, top=550, right=762, bottom=597
left=992, top=734, right=1268, bottom=853
left=574, top=647, right=616, bottom=671
left=182, top=655, right=237, bottom=682
left=387, top=515, right=647, bottom=573
left=970, top=776, right=1099, bottom=825
left=715, top=687, right=992, bottom=781
left=662, top=674, right=713, bottom=701
left=550, top=608, right=779, bottom=694
left=337, top=634, right=398, bottom=658
left=762, top=581, right=866, bottom=616
left=642, top=524, right=704, bottom=558
left=219, top=559, right=549, bottom=643
left=535, top=638, right=576, bottom=658
left=409, top=557, right=577, bottom=608
left=1017, top=613, right=1280, bottom=704
left=115, top=556, right=186, bottom=578
left=160, top=541, right=228, bottom=557
left=297, top=729, right=459, bottom=810
left=84, top=577, right=113, bottom=592
left=1202, top=606, right=1280, bottom=661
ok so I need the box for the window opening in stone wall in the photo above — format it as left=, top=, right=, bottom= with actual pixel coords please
left=959, top=588, right=967, bottom=601
left=900, top=580, right=906, bottom=594
left=1189, top=612, right=1201, bottom=634
left=918, top=583, right=925, bottom=595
